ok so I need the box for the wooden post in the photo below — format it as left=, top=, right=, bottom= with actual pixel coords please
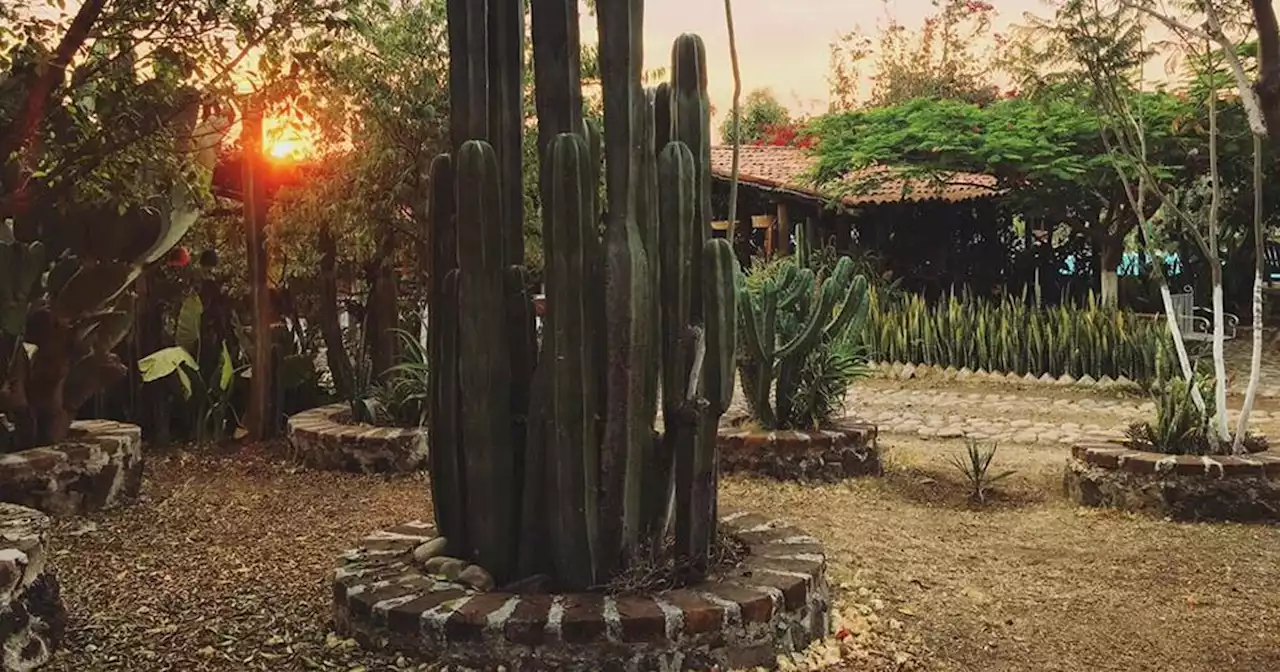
left=776, top=201, right=791, bottom=256
left=242, top=96, right=274, bottom=440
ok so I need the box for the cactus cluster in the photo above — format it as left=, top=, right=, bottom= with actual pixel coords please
left=736, top=256, right=870, bottom=430
left=428, top=0, right=736, bottom=591
left=0, top=100, right=213, bottom=453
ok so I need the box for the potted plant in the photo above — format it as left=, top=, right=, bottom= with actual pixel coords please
left=719, top=253, right=880, bottom=481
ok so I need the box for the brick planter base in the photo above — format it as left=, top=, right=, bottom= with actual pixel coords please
left=0, top=420, right=143, bottom=517
left=0, top=503, right=67, bottom=671
left=717, top=424, right=880, bottom=482
left=333, top=512, right=831, bottom=671
left=287, top=404, right=428, bottom=473
left=1065, top=443, right=1280, bottom=522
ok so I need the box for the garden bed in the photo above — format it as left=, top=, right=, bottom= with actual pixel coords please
left=0, top=420, right=143, bottom=516
left=718, top=423, right=880, bottom=482
left=0, top=502, right=66, bottom=671
left=1064, top=443, right=1280, bottom=522
left=286, top=404, right=428, bottom=473
left=332, top=512, right=831, bottom=671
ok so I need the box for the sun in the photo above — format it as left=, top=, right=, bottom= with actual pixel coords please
left=263, top=117, right=316, bottom=162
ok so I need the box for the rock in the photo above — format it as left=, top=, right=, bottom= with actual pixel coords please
left=1057, top=374, right=1075, bottom=386
left=956, top=367, right=973, bottom=380
left=413, top=537, right=449, bottom=565
left=1011, top=419, right=1032, bottom=429
left=422, top=555, right=469, bottom=579
left=1023, top=372, right=1039, bottom=383
left=899, top=363, right=917, bottom=380
left=1011, top=431, right=1039, bottom=444
left=916, top=364, right=934, bottom=378
left=458, top=564, right=496, bottom=592
left=1039, top=373, right=1055, bottom=383
left=1005, top=372, right=1022, bottom=383
left=1076, top=374, right=1097, bottom=386
left=938, top=427, right=965, bottom=439
left=975, top=368, right=988, bottom=378
left=943, top=366, right=958, bottom=379
left=1097, top=375, right=1115, bottom=388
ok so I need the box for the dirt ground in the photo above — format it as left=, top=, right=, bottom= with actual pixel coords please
left=42, top=437, right=1280, bottom=672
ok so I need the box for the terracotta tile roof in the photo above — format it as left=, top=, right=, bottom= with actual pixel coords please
left=708, top=145, right=999, bottom=206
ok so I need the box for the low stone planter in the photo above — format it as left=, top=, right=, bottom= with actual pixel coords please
left=0, top=503, right=67, bottom=671
left=718, top=423, right=880, bottom=482
left=1065, top=443, right=1280, bottom=522
left=333, top=511, right=831, bottom=671
left=0, top=419, right=143, bottom=516
left=287, top=404, right=428, bottom=473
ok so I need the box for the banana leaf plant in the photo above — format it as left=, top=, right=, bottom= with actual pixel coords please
left=0, top=98, right=219, bottom=453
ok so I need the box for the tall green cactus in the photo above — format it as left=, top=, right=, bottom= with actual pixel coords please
left=430, top=1, right=735, bottom=590
left=737, top=256, right=870, bottom=430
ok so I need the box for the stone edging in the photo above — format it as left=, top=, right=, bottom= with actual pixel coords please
left=0, top=420, right=143, bottom=516
left=333, top=512, right=831, bottom=670
left=717, top=424, right=880, bottom=482
left=1065, top=443, right=1280, bottom=522
left=0, top=503, right=67, bottom=671
left=287, top=404, right=428, bottom=473
left=869, top=361, right=1145, bottom=392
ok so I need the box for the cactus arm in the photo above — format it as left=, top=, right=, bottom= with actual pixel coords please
left=703, top=239, right=737, bottom=415
left=426, top=154, right=468, bottom=556
left=445, top=0, right=489, bottom=148
left=545, top=133, right=599, bottom=590
left=488, top=0, right=526, bottom=269
left=455, top=140, right=519, bottom=584
left=530, top=0, right=585, bottom=159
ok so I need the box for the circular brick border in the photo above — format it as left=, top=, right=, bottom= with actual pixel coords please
left=333, top=511, right=831, bottom=670
left=1065, top=443, right=1280, bottom=522
left=0, top=420, right=143, bottom=517
left=717, top=424, right=881, bottom=482
left=287, top=404, right=428, bottom=473
left=0, top=503, right=67, bottom=671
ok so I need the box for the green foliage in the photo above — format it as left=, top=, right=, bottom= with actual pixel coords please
left=138, top=293, right=247, bottom=443
left=864, top=287, right=1177, bottom=385
left=949, top=441, right=1016, bottom=504
left=372, top=329, right=430, bottom=428
left=719, top=88, right=791, bottom=144
left=736, top=254, right=870, bottom=430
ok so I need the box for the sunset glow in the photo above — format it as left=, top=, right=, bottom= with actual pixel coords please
left=263, top=116, right=316, bottom=162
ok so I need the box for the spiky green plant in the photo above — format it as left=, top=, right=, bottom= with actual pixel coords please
left=736, top=255, right=869, bottom=430
left=428, top=2, right=734, bottom=591
left=949, top=440, right=1016, bottom=504
left=863, top=287, right=1177, bottom=386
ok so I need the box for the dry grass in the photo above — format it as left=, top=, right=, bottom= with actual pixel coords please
left=41, top=435, right=1280, bottom=672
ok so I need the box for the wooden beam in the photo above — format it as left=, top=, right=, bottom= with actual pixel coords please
left=776, top=201, right=791, bottom=256
left=242, top=96, right=275, bottom=440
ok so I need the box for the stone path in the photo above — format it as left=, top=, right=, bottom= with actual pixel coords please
left=840, top=385, right=1278, bottom=446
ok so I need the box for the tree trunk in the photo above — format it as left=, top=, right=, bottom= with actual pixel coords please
left=369, top=227, right=399, bottom=379
left=318, top=221, right=355, bottom=398
left=1098, top=233, right=1123, bottom=306
left=1233, top=135, right=1266, bottom=453
left=242, top=97, right=275, bottom=440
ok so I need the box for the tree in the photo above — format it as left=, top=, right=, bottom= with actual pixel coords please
left=809, top=91, right=1196, bottom=303
left=718, top=88, right=790, bottom=144
left=828, top=0, right=1002, bottom=110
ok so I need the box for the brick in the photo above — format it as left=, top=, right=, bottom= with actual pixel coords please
left=614, top=596, right=667, bottom=643
left=504, top=594, right=553, bottom=645
left=445, top=593, right=513, bottom=642
left=702, top=582, right=774, bottom=623
left=560, top=594, right=606, bottom=644
left=661, top=590, right=725, bottom=634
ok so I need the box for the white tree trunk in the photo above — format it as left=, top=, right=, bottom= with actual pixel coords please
left=1232, top=135, right=1267, bottom=454
left=1210, top=280, right=1231, bottom=440
left=1158, top=282, right=1209, bottom=413
left=1100, top=269, right=1118, bottom=306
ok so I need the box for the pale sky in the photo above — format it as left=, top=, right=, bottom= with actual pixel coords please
left=582, top=0, right=1054, bottom=128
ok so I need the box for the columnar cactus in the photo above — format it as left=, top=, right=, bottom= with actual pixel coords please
left=737, top=257, right=870, bottom=429
left=429, top=0, right=735, bottom=590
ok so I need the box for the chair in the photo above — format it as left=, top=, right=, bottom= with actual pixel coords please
left=1169, top=285, right=1237, bottom=341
